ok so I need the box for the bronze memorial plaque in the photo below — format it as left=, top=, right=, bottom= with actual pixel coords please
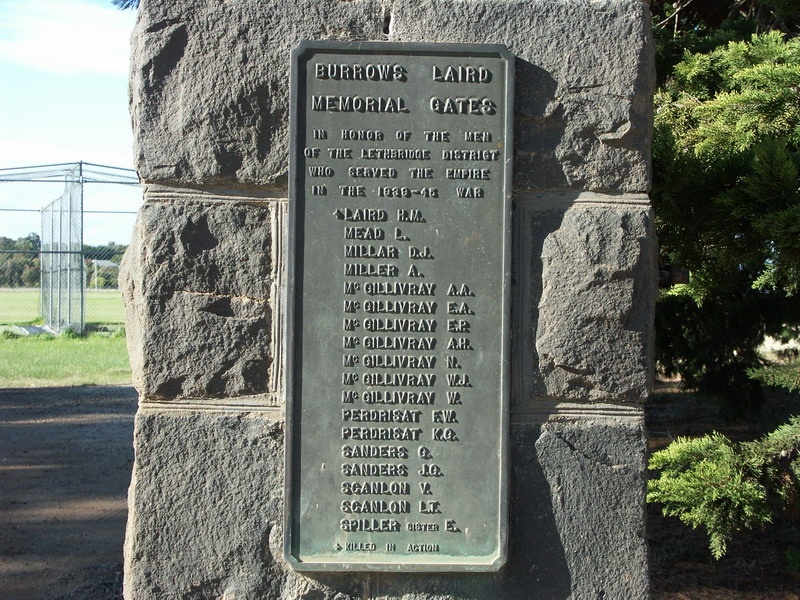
left=285, top=40, right=513, bottom=571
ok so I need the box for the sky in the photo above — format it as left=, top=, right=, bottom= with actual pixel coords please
left=0, top=0, right=140, bottom=244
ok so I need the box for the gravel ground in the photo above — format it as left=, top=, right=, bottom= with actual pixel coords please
left=0, top=386, right=135, bottom=600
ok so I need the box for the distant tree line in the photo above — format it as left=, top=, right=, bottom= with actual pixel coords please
left=84, top=241, right=127, bottom=265
left=85, top=242, right=128, bottom=289
left=0, top=233, right=127, bottom=289
left=0, top=234, right=41, bottom=288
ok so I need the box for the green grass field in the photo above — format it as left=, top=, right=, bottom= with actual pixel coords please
left=0, top=288, right=125, bottom=325
left=0, top=288, right=40, bottom=324
left=0, top=288, right=130, bottom=387
left=0, top=332, right=131, bottom=387
left=85, top=290, right=126, bottom=324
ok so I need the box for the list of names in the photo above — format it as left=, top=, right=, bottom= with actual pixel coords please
left=286, top=41, right=512, bottom=571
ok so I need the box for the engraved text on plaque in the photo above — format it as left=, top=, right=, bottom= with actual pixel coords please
left=285, top=40, right=513, bottom=571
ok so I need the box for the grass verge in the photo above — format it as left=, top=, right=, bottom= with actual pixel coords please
left=0, top=288, right=41, bottom=324
left=0, top=288, right=125, bottom=325
left=85, top=290, right=126, bottom=324
left=0, top=331, right=131, bottom=387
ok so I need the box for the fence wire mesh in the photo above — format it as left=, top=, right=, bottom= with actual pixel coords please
left=0, top=162, right=140, bottom=333
left=41, top=179, right=83, bottom=332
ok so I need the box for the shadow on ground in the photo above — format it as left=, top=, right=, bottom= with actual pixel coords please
left=0, top=386, right=137, bottom=600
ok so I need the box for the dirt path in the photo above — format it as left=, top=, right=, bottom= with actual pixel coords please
left=0, top=386, right=136, bottom=600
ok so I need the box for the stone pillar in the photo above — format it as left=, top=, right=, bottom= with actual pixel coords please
left=121, top=1, right=656, bottom=598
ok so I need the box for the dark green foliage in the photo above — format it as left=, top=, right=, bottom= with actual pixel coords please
left=655, top=291, right=777, bottom=418
left=750, top=363, right=800, bottom=391
left=788, top=546, right=800, bottom=573
left=653, top=19, right=757, bottom=87
left=648, top=417, right=800, bottom=558
left=749, top=325, right=800, bottom=393
left=653, top=29, right=800, bottom=414
left=657, top=32, right=800, bottom=155
left=0, top=234, right=41, bottom=288
left=650, top=20, right=800, bottom=556
left=650, top=0, right=800, bottom=54
left=111, top=0, right=139, bottom=9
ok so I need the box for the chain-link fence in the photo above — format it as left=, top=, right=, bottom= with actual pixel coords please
left=0, top=162, right=140, bottom=333
left=40, top=178, right=83, bottom=332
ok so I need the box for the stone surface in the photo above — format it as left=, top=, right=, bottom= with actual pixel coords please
left=130, top=0, right=386, bottom=186
left=389, top=0, right=655, bottom=192
left=123, top=410, right=286, bottom=599
left=513, top=200, right=657, bottom=403
left=120, top=196, right=276, bottom=400
left=124, top=411, right=647, bottom=599
left=123, top=0, right=656, bottom=597
left=131, top=0, right=653, bottom=193
left=528, top=419, right=650, bottom=598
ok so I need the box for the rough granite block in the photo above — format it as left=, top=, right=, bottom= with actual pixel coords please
left=131, top=0, right=653, bottom=192
left=389, top=0, right=654, bottom=192
left=514, top=201, right=657, bottom=403
left=528, top=418, right=650, bottom=598
left=130, top=0, right=387, bottom=186
left=123, top=411, right=287, bottom=598
left=120, top=198, right=276, bottom=400
left=124, top=413, right=648, bottom=599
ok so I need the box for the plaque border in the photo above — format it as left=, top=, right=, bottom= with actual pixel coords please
left=284, top=39, right=514, bottom=573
